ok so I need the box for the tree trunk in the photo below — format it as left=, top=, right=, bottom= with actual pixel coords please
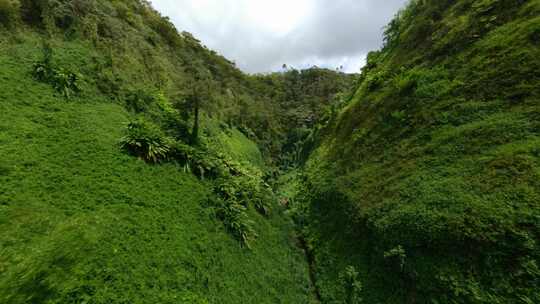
left=191, top=98, right=200, bottom=145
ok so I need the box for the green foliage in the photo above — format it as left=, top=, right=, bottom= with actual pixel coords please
left=364, top=70, right=387, bottom=92
left=0, top=0, right=19, bottom=28
left=210, top=197, right=258, bottom=248
left=32, top=44, right=81, bottom=99
left=339, top=266, right=363, bottom=304
left=296, top=1, right=540, bottom=303
left=120, top=118, right=172, bottom=163
left=148, top=14, right=181, bottom=46
left=15, top=0, right=540, bottom=303
left=390, top=110, right=407, bottom=123
left=0, top=42, right=313, bottom=303
left=113, top=0, right=141, bottom=28
left=392, top=69, right=416, bottom=95
left=50, top=67, right=81, bottom=98
left=129, top=117, right=277, bottom=246
left=125, top=88, right=159, bottom=113
left=18, top=0, right=44, bottom=26
left=247, top=67, right=356, bottom=166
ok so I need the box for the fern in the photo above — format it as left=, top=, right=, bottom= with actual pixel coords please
left=120, top=119, right=172, bottom=163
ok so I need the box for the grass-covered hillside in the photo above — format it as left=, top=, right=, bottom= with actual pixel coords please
left=0, top=0, right=354, bottom=302
left=0, top=32, right=318, bottom=303
left=3, top=0, right=538, bottom=303
left=292, top=0, right=540, bottom=303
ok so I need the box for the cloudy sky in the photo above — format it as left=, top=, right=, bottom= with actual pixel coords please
left=150, top=0, right=408, bottom=74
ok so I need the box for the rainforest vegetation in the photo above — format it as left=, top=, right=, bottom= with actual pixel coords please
left=0, top=0, right=539, bottom=303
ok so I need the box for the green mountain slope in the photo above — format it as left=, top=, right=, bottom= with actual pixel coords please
left=0, top=37, right=315, bottom=303
left=3, top=0, right=539, bottom=303
left=293, top=0, right=540, bottom=303
left=0, top=1, right=342, bottom=302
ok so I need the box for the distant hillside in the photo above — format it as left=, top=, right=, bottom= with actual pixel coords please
left=293, top=0, right=540, bottom=303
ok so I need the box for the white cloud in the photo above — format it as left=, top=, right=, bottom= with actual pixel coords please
left=150, top=0, right=408, bottom=73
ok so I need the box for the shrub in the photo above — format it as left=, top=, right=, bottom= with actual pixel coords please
left=95, top=68, right=122, bottom=98
left=170, top=142, right=224, bottom=178
left=120, top=119, right=172, bottom=163
left=125, top=89, right=157, bottom=113
left=390, top=110, right=407, bottom=124
left=392, top=71, right=417, bottom=95
left=339, top=266, right=363, bottom=304
left=364, top=71, right=387, bottom=92
left=113, top=1, right=141, bottom=28
left=19, top=0, right=97, bottom=31
left=211, top=197, right=257, bottom=248
left=33, top=63, right=81, bottom=98
left=0, top=0, right=19, bottom=28
left=51, top=68, right=81, bottom=98
left=97, top=16, right=123, bottom=40
left=32, top=44, right=82, bottom=99
left=70, top=0, right=96, bottom=18
left=148, top=15, right=180, bottom=46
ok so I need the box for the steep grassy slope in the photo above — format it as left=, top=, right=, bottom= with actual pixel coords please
left=294, top=0, right=540, bottom=303
left=0, top=24, right=316, bottom=304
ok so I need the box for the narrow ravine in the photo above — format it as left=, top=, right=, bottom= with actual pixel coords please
left=299, top=234, right=322, bottom=302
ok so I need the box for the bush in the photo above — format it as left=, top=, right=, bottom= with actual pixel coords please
left=364, top=71, right=387, bottom=92
left=113, top=1, right=141, bottom=28
left=19, top=0, right=97, bottom=31
left=32, top=44, right=82, bottom=99
left=390, top=110, right=407, bottom=124
left=392, top=70, right=417, bottom=95
left=125, top=89, right=159, bottom=113
left=339, top=266, right=363, bottom=304
left=97, top=16, right=124, bottom=40
left=33, top=62, right=81, bottom=98
left=120, top=119, right=172, bottom=163
left=215, top=173, right=273, bottom=216
left=51, top=68, right=81, bottom=98
left=153, top=16, right=180, bottom=46
left=0, top=0, right=19, bottom=28
left=210, top=197, right=257, bottom=248
left=170, top=142, right=224, bottom=178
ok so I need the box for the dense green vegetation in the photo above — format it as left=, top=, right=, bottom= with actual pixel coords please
left=290, top=0, right=540, bottom=303
left=0, top=0, right=349, bottom=302
left=0, top=31, right=320, bottom=303
left=1, top=0, right=539, bottom=303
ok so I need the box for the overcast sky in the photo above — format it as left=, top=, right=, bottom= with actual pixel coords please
left=150, top=0, right=408, bottom=74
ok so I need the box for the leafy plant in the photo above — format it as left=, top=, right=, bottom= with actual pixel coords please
left=32, top=44, right=81, bottom=99
left=120, top=119, right=172, bottom=163
left=125, top=89, right=157, bottom=113
left=51, top=68, right=81, bottom=98
left=390, top=110, right=407, bottom=124
left=364, top=71, right=387, bottom=91
left=339, top=266, right=363, bottom=304
left=211, top=197, right=257, bottom=248
left=392, top=70, right=417, bottom=95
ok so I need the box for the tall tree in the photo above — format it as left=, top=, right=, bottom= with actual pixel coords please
left=183, top=59, right=213, bottom=145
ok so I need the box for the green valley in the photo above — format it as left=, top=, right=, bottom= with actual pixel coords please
left=0, top=0, right=539, bottom=303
